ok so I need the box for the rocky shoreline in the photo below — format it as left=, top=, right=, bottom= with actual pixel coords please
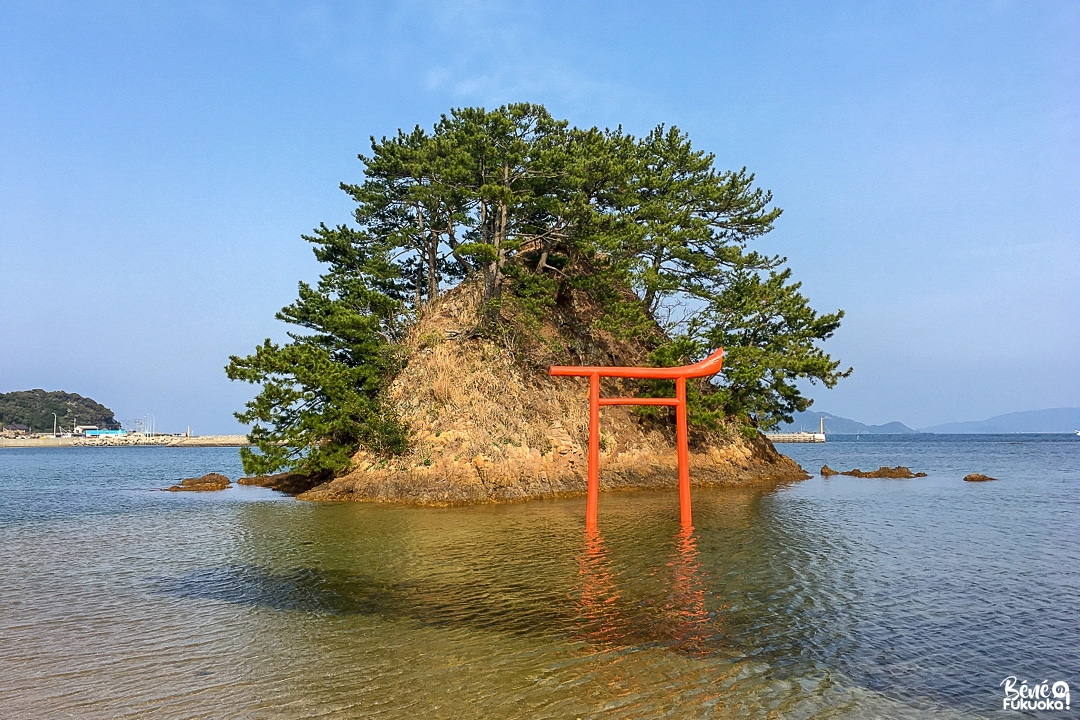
left=299, top=438, right=809, bottom=506
left=166, top=453, right=808, bottom=501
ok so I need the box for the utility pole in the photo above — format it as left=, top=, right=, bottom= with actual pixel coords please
left=52, top=413, right=57, bottom=437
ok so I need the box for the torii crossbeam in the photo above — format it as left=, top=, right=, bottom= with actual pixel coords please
left=549, top=348, right=724, bottom=528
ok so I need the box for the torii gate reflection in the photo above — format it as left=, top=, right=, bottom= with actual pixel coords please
left=574, top=526, right=715, bottom=656
left=549, top=348, right=724, bottom=528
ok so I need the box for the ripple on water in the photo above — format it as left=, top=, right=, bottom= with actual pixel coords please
left=2, top=441, right=1078, bottom=718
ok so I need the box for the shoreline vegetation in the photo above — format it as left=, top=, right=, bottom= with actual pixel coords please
left=224, top=104, right=849, bottom=504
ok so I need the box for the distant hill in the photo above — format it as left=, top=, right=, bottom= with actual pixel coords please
left=0, top=390, right=120, bottom=432
left=920, top=407, right=1080, bottom=434
left=776, top=411, right=916, bottom=434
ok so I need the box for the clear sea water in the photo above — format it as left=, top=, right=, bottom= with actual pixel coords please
left=0, top=436, right=1077, bottom=718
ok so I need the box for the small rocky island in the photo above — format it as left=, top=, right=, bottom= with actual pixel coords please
left=223, top=104, right=852, bottom=507
left=241, top=284, right=810, bottom=505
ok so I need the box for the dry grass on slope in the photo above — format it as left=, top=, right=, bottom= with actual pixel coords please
left=301, top=282, right=808, bottom=505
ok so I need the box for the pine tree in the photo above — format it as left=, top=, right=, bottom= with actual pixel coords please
left=228, top=103, right=850, bottom=473
left=225, top=225, right=407, bottom=475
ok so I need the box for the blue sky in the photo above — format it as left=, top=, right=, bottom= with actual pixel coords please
left=1, top=1, right=1077, bottom=433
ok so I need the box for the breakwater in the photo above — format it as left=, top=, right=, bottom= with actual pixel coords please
left=765, top=431, right=826, bottom=443
left=0, top=434, right=249, bottom=448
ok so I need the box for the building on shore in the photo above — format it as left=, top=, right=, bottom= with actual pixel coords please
left=85, top=429, right=126, bottom=437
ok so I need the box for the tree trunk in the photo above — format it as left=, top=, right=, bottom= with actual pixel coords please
left=414, top=204, right=438, bottom=305
left=427, top=241, right=438, bottom=301
left=493, top=195, right=508, bottom=304
left=481, top=165, right=511, bottom=325
left=479, top=198, right=497, bottom=319
left=414, top=262, right=423, bottom=309
left=642, top=251, right=664, bottom=319
left=446, top=221, right=474, bottom=276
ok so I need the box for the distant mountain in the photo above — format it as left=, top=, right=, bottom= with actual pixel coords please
left=776, top=411, right=916, bottom=434
left=0, top=390, right=120, bottom=432
left=920, top=407, right=1080, bottom=434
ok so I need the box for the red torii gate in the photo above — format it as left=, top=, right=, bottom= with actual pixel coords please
left=549, top=348, right=725, bottom=529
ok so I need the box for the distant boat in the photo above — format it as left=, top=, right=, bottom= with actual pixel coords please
left=1076, top=430, right=1080, bottom=436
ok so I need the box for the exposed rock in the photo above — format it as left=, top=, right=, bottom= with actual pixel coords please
left=963, top=473, right=997, bottom=482
left=820, top=464, right=839, bottom=477
left=839, top=466, right=927, bottom=479
left=238, top=470, right=331, bottom=496
left=167, top=473, right=231, bottom=492
left=299, top=281, right=810, bottom=506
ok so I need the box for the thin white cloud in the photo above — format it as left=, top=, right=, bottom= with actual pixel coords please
left=400, top=0, right=643, bottom=117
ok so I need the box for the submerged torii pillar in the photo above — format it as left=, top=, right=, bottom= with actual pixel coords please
left=549, top=348, right=724, bottom=529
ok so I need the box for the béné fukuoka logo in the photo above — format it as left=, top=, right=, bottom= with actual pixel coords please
left=1001, top=676, right=1070, bottom=712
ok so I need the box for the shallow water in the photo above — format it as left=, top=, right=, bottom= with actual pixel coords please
left=0, top=437, right=1077, bottom=718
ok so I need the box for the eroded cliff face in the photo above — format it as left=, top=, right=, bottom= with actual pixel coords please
left=299, top=282, right=808, bottom=505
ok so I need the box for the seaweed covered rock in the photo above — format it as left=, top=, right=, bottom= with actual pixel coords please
left=963, top=473, right=997, bottom=482
left=839, top=466, right=927, bottom=479
left=238, top=470, right=331, bottom=495
left=167, top=473, right=231, bottom=492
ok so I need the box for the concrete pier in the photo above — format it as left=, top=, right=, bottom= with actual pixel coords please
left=765, top=432, right=826, bottom=443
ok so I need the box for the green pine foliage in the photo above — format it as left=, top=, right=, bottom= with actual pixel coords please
left=225, top=225, right=407, bottom=475
left=229, top=103, right=850, bottom=474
